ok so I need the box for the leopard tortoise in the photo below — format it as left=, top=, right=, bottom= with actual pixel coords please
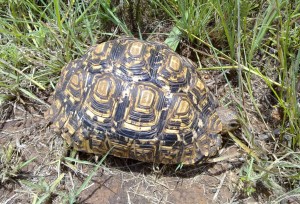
left=48, top=37, right=239, bottom=164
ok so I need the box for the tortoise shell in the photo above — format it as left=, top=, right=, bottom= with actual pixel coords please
left=48, top=37, right=223, bottom=164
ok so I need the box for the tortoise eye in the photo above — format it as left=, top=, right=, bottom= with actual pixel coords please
left=229, top=119, right=240, bottom=129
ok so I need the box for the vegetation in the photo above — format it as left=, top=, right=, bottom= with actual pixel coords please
left=0, top=0, right=299, bottom=203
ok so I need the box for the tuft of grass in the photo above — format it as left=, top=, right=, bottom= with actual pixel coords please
left=0, top=143, right=36, bottom=184
left=275, top=2, right=300, bottom=148
left=0, top=0, right=124, bottom=105
left=20, top=149, right=111, bottom=204
left=208, top=0, right=237, bottom=58
left=21, top=173, right=65, bottom=204
left=153, top=0, right=214, bottom=43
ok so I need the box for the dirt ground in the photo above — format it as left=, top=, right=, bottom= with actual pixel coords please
left=0, top=100, right=263, bottom=204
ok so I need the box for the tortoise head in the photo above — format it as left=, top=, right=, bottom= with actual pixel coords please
left=215, top=107, right=240, bottom=133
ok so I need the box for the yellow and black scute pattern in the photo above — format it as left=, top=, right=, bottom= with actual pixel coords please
left=49, top=37, right=222, bottom=164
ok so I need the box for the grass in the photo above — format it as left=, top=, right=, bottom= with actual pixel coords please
left=19, top=149, right=111, bottom=204
left=0, top=143, right=36, bottom=184
left=0, top=0, right=299, bottom=203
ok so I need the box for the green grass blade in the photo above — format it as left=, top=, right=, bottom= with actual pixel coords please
left=19, top=88, right=48, bottom=105
left=249, top=0, right=282, bottom=61
left=64, top=157, right=96, bottom=166
left=0, top=59, right=46, bottom=90
left=54, top=0, right=62, bottom=33
left=75, top=148, right=113, bottom=197
left=17, top=157, right=36, bottom=169
left=50, top=173, right=65, bottom=192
